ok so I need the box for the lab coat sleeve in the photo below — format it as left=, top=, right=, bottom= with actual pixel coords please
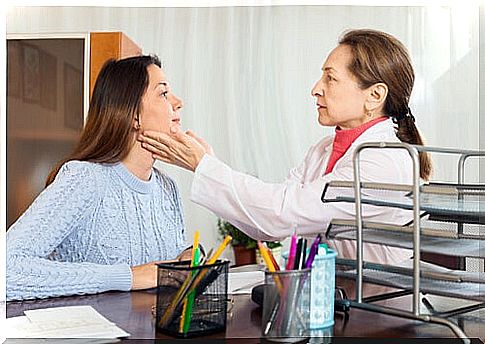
left=190, top=154, right=355, bottom=241
left=286, top=151, right=307, bottom=182
left=191, top=139, right=414, bottom=242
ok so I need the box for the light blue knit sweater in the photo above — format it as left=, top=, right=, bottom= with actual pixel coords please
left=7, top=160, right=187, bottom=301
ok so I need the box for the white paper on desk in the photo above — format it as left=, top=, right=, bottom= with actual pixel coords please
left=24, top=306, right=114, bottom=328
left=228, top=270, right=264, bottom=294
left=6, top=306, right=129, bottom=339
left=4, top=339, right=120, bottom=344
left=5, top=316, right=43, bottom=338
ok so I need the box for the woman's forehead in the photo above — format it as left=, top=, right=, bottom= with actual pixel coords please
left=322, top=45, right=354, bottom=77
left=147, top=64, right=168, bottom=87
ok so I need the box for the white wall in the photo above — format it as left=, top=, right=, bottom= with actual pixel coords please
left=6, top=5, right=480, bottom=260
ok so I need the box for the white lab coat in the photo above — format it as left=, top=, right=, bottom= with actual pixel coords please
left=191, top=118, right=413, bottom=265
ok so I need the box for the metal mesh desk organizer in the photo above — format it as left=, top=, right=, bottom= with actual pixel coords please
left=321, top=142, right=484, bottom=342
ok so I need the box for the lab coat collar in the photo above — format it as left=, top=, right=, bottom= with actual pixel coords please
left=323, top=117, right=395, bottom=152
left=324, top=118, right=396, bottom=173
left=351, top=117, right=396, bottom=146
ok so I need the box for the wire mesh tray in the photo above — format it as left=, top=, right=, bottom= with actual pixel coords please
left=336, top=259, right=485, bottom=302
left=327, top=219, right=485, bottom=258
left=321, top=181, right=485, bottom=224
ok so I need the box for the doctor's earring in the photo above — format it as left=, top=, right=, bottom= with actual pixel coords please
left=366, top=110, right=374, bottom=118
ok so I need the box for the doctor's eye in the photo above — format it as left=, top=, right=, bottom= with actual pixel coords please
left=160, top=91, right=168, bottom=99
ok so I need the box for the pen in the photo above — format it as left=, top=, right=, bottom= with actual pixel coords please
left=202, top=248, right=213, bottom=264
left=179, top=230, right=200, bottom=333
left=264, top=242, right=280, bottom=271
left=208, top=235, right=232, bottom=264
left=258, top=241, right=283, bottom=293
left=258, top=241, right=276, bottom=272
left=285, top=233, right=297, bottom=270
left=182, top=247, right=200, bottom=333
left=300, top=239, right=307, bottom=269
left=191, top=230, right=200, bottom=262
left=263, top=297, right=280, bottom=335
left=304, top=234, right=322, bottom=269
left=293, top=238, right=303, bottom=270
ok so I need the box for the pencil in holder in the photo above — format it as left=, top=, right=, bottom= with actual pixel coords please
left=262, top=269, right=311, bottom=341
left=156, top=260, right=229, bottom=338
left=283, top=247, right=337, bottom=329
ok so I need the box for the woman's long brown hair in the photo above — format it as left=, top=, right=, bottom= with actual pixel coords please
left=45, top=55, right=161, bottom=186
left=339, top=29, right=432, bottom=180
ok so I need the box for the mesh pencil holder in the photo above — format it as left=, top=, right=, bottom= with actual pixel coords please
left=156, top=260, right=229, bottom=338
left=262, top=269, right=312, bottom=341
left=283, top=247, right=337, bottom=329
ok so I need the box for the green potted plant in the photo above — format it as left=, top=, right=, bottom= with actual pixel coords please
left=217, top=219, right=283, bottom=267
left=217, top=219, right=257, bottom=266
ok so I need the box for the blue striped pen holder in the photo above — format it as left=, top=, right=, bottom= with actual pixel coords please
left=310, top=247, right=337, bottom=328
left=283, top=245, right=337, bottom=329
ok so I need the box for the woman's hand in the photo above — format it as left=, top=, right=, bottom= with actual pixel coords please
left=131, top=259, right=177, bottom=290
left=130, top=246, right=205, bottom=290
left=176, top=247, right=194, bottom=262
left=175, top=245, right=206, bottom=263
left=139, top=128, right=214, bottom=172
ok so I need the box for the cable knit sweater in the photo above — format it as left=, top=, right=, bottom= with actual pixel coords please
left=7, top=160, right=187, bottom=301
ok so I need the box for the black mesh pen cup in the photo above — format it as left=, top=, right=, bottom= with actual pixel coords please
left=156, top=260, right=229, bottom=338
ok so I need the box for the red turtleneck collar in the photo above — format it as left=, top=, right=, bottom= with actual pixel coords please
left=324, top=116, right=388, bottom=175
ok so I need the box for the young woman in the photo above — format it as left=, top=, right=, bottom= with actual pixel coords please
left=7, top=55, right=192, bottom=300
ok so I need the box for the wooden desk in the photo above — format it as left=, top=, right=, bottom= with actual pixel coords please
left=6, top=290, right=484, bottom=340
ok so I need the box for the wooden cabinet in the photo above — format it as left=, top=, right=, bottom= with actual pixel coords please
left=89, top=32, right=142, bottom=96
left=6, top=32, right=141, bottom=228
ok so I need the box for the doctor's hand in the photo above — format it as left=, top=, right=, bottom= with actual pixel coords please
left=139, top=128, right=214, bottom=172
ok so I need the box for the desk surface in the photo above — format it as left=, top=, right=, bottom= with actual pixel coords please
left=6, top=290, right=484, bottom=340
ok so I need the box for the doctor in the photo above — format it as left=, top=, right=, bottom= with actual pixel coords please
left=139, top=29, right=432, bottom=266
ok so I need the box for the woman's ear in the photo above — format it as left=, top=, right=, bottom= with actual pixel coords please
left=365, top=83, right=388, bottom=113
left=133, top=116, right=141, bottom=130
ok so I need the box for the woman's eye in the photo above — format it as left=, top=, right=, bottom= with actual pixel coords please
left=326, top=75, right=335, bottom=82
left=161, top=91, right=168, bottom=99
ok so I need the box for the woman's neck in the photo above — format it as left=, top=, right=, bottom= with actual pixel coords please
left=121, top=141, right=154, bottom=181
